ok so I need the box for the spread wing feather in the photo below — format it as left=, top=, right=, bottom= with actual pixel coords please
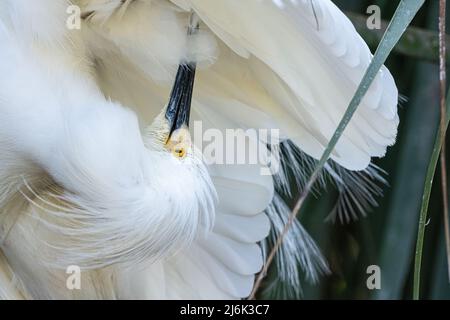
left=171, top=0, right=399, bottom=170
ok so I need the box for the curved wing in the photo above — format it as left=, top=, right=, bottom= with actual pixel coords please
left=80, top=0, right=399, bottom=170
left=173, top=0, right=399, bottom=170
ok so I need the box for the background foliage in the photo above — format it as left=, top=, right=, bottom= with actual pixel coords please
left=264, top=0, right=449, bottom=300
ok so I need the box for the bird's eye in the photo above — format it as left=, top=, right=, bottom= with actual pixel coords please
left=172, top=145, right=187, bottom=159
left=165, top=128, right=191, bottom=160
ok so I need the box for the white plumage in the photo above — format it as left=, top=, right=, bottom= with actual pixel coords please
left=0, top=0, right=398, bottom=299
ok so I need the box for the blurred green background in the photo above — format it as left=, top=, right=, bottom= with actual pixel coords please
left=265, top=0, right=449, bottom=300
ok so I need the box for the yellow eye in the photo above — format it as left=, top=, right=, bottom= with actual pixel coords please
left=172, top=145, right=187, bottom=159
left=165, top=127, right=191, bottom=160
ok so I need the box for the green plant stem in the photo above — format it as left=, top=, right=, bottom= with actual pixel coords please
left=413, top=0, right=450, bottom=300
left=413, top=94, right=450, bottom=300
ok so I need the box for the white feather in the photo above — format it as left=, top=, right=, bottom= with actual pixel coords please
left=0, top=0, right=399, bottom=299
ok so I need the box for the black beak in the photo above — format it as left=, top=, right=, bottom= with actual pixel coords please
left=165, top=63, right=197, bottom=140
left=165, top=14, right=199, bottom=140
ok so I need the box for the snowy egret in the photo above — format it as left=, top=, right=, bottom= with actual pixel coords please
left=0, top=0, right=398, bottom=299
